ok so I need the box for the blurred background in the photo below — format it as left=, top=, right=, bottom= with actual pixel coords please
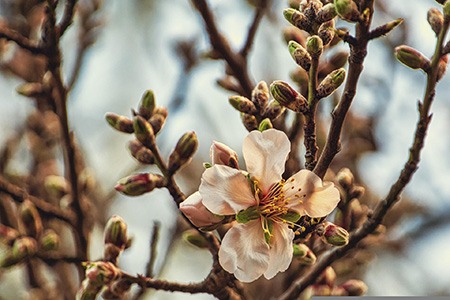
left=1, top=0, right=450, bottom=298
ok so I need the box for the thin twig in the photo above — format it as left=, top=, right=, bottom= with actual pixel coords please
left=239, top=0, right=268, bottom=58
left=58, top=0, right=78, bottom=36
left=146, top=221, right=160, bottom=278
left=0, top=27, right=44, bottom=54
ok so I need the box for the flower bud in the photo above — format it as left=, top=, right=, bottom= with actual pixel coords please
left=180, top=192, right=224, bottom=228
left=293, top=243, right=316, bottom=265
left=128, top=139, right=154, bottom=164
left=395, top=45, right=431, bottom=71
left=263, top=100, right=285, bottom=120
left=317, top=68, right=346, bottom=98
left=241, top=113, right=258, bottom=131
left=133, top=116, right=155, bottom=148
left=85, top=261, right=120, bottom=286
left=148, top=110, right=167, bottom=134
left=182, top=229, right=210, bottom=248
left=115, top=173, right=165, bottom=196
left=258, top=118, right=273, bottom=131
left=336, top=167, right=354, bottom=189
left=270, top=80, right=307, bottom=113
left=105, top=113, right=134, bottom=134
left=318, top=20, right=335, bottom=46
left=444, top=1, right=450, bottom=18
left=39, top=229, right=60, bottom=251
left=306, top=35, right=323, bottom=58
left=288, top=40, right=311, bottom=71
left=16, top=82, right=46, bottom=98
left=283, top=8, right=310, bottom=31
left=44, top=175, right=69, bottom=199
left=0, top=224, right=19, bottom=242
left=437, top=54, right=448, bottom=81
left=340, top=279, right=368, bottom=296
left=427, top=8, right=443, bottom=35
left=138, top=89, right=156, bottom=119
left=229, top=95, right=257, bottom=114
left=12, top=237, right=38, bottom=261
left=317, top=3, right=337, bottom=23
left=20, top=200, right=43, bottom=237
left=317, top=222, right=349, bottom=246
left=210, top=141, right=239, bottom=168
left=104, top=215, right=128, bottom=249
left=334, top=0, right=359, bottom=22
left=168, top=131, right=198, bottom=174
left=317, top=267, right=337, bottom=288
left=251, top=81, right=270, bottom=109
left=349, top=185, right=365, bottom=199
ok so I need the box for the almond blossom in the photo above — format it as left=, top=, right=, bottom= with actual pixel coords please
left=184, top=129, right=340, bottom=282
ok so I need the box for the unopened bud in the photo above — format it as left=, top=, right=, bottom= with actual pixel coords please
left=133, top=116, right=155, bottom=148
left=182, top=229, right=209, bottom=248
left=317, top=222, right=349, bottom=246
left=437, top=54, right=448, bottom=81
left=105, top=113, right=134, bottom=134
left=138, top=89, right=156, bottom=119
left=336, top=167, right=354, bottom=189
left=258, top=118, right=273, bottom=131
left=317, top=68, right=346, bottom=98
left=428, top=8, right=444, bottom=35
left=210, top=141, right=239, bottom=168
left=148, top=110, right=167, bottom=134
left=180, top=192, right=224, bottom=228
left=12, top=237, right=38, bottom=261
left=317, top=267, right=337, bottom=288
left=44, top=175, right=69, bottom=199
left=283, top=8, right=310, bottom=31
left=349, top=185, right=365, bottom=199
left=263, top=101, right=285, bottom=120
left=241, top=113, right=258, bottom=131
left=270, top=80, right=307, bottom=113
left=340, top=279, right=368, bottom=296
left=115, top=173, right=164, bottom=196
left=318, top=20, right=335, bottom=46
left=395, top=45, right=431, bottom=71
left=317, top=3, right=337, bottom=23
left=39, top=229, right=60, bottom=251
left=229, top=96, right=257, bottom=114
left=16, top=82, right=46, bottom=98
left=301, top=0, right=322, bottom=19
left=104, top=215, right=128, bottom=249
left=444, top=1, right=450, bottom=18
left=370, top=18, right=404, bottom=40
left=251, top=81, right=270, bottom=109
left=334, top=0, right=359, bottom=22
left=306, top=35, right=323, bottom=58
left=168, top=131, right=198, bottom=174
left=128, top=140, right=154, bottom=164
left=293, top=243, right=317, bottom=265
left=0, top=224, right=19, bottom=242
left=329, top=51, right=349, bottom=69
left=85, top=261, right=120, bottom=286
left=20, top=200, right=43, bottom=237
left=288, top=40, right=311, bottom=70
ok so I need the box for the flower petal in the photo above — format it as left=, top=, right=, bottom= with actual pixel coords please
left=210, top=141, right=239, bottom=168
left=264, top=222, right=294, bottom=279
left=199, top=165, right=255, bottom=215
left=242, top=129, right=290, bottom=194
left=179, top=192, right=224, bottom=227
left=218, top=220, right=270, bottom=282
left=284, top=170, right=340, bottom=217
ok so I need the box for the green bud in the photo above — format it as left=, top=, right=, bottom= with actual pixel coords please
left=340, top=279, right=368, bottom=296
left=293, top=243, right=317, bottom=264
left=39, top=229, right=60, bottom=251
left=317, top=222, right=349, bottom=246
left=241, top=113, right=258, bottom=131
left=263, top=101, right=285, bottom=120
left=306, top=35, right=323, bottom=58
left=334, top=0, right=359, bottom=22
left=395, top=45, right=431, bottom=71
left=104, top=215, right=128, bottom=249
left=138, top=90, right=156, bottom=119
left=318, top=20, right=335, bottom=46
left=270, top=80, right=307, bottom=113
left=20, top=200, right=43, bottom=237
left=317, top=68, right=346, bottom=98
left=12, top=237, right=38, bottom=261
left=428, top=8, right=444, bottom=35
left=168, top=131, right=198, bottom=174
left=105, top=113, right=134, bottom=134
left=317, top=3, right=337, bottom=23
left=115, top=173, right=165, bottom=196
left=258, top=118, right=273, bottom=131
left=444, top=1, right=450, bottom=18
left=229, top=95, right=257, bottom=114
left=133, top=116, right=155, bottom=148
left=236, top=206, right=260, bottom=223
left=182, top=229, right=209, bottom=248
left=280, top=209, right=301, bottom=223
left=283, top=8, right=309, bottom=30
left=251, top=81, right=270, bottom=109
left=128, top=139, right=154, bottom=164
left=85, top=261, right=119, bottom=286
left=288, top=40, right=311, bottom=71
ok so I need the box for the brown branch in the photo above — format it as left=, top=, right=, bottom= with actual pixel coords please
left=0, top=26, right=44, bottom=54
left=0, top=175, right=76, bottom=224
left=239, top=0, right=268, bottom=58
left=279, top=11, right=449, bottom=300
left=191, top=0, right=254, bottom=98
left=37, top=253, right=84, bottom=266
left=57, top=0, right=79, bottom=36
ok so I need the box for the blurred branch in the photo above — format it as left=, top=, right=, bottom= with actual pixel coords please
left=0, top=26, right=44, bottom=54
left=239, top=0, right=269, bottom=58
left=57, top=0, right=78, bottom=36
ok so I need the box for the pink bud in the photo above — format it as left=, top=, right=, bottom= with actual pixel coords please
left=180, top=192, right=224, bottom=228
left=210, top=141, right=239, bottom=168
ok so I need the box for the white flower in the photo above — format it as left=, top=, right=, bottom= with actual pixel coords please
left=198, top=129, right=340, bottom=282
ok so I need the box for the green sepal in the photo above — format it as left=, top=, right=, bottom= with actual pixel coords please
left=203, top=162, right=212, bottom=169
left=263, top=218, right=274, bottom=244
left=280, top=209, right=301, bottom=223
left=236, top=206, right=260, bottom=224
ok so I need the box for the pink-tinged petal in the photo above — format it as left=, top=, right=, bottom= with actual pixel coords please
left=284, top=170, right=340, bottom=217
left=199, top=165, right=255, bottom=215
left=210, top=141, right=239, bottom=168
left=242, top=129, right=290, bottom=194
left=264, top=223, right=294, bottom=279
left=218, top=220, right=270, bottom=282
left=179, top=192, right=224, bottom=227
